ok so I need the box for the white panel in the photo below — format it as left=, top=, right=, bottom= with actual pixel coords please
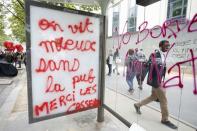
left=30, top=5, right=100, bottom=118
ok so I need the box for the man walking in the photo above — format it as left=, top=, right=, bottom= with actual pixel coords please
left=134, top=40, right=177, bottom=129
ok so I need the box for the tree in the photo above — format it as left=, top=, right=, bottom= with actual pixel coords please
left=0, top=3, right=9, bottom=45
left=8, top=0, right=25, bottom=43
left=64, top=3, right=76, bottom=9
left=7, top=1, right=100, bottom=43
left=79, top=5, right=100, bottom=12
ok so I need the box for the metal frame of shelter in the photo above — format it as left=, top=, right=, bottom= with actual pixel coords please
left=25, top=0, right=105, bottom=123
left=25, top=0, right=159, bottom=128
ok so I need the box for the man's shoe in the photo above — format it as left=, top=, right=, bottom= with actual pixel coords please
left=134, top=104, right=141, bottom=114
left=161, top=121, right=178, bottom=129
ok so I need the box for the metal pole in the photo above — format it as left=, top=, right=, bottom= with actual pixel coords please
left=97, top=0, right=110, bottom=122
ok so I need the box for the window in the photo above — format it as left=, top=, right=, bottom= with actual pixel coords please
left=112, top=5, right=120, bottom=36
left=167, top=0, right=188, bottom=19
left=127, top=6, right=137, bottom=32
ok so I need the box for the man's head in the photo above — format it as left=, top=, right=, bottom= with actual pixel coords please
left=159, top=40, right=170, bottom=52
left=128, top=49, right=134, bottom=55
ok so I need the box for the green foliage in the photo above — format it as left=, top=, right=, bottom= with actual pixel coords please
left=0, top=4, right=8, bottom=45
left=7, top=1, right=100, bottom=44
left=9, top=0, right=25, bottom=43
left=79, top=5, right=100, bottom=12
left=64, top=3, right=76, bottom=10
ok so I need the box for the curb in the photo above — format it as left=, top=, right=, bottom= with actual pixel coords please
left=0, top=79, right=13, bottom=85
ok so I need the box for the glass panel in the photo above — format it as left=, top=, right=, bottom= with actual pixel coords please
left=167, top=0, right=186, bottom=19
left=183, top=6, right=187, bottom=16
left=128, top=27, right=136, bottom=32
left=167, top=4, right=172, bottom=18
left=168, top=0, right=178, bottom=3
left=112, top=12, right=119, bottom=36
left=128, top=17, right=136, bottom=28
left=106, top=0, right=197, bottom=130
left=184, top=0, right=188, bottom=5
left=173, top=1, right=182, bottom=9
left=128, top=6, right=136, bottom=32
left=172, top=8, right=182, bottom=17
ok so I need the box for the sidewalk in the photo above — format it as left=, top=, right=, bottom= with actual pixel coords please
left=0, top=69, right=129, bottom=131
left=105, top=88, right=195, bottom=131
left=0, top=66, right=196, bottom=131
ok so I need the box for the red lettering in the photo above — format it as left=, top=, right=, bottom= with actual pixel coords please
left=39, top=37, right=96, bottom=53
left=173, top=19, right=189, bottom=33
left=76, top=103, right=81, bottom=110
left=119, top=21, right=132, bottom=47
left=59, top=96, right=67, bottom=106
left=66, top=103, right=75, bottom=113
left=66, top=98, right=100, bottom=113
left=39, top=37, right=63, bottom=52
left=34, top=93, right=77, bottom=116
left=35, top=58, right=80, bottom=73
left=188, top=13, right=197, bottom=32
left=39, top=18, right=63, bottom=32
left=66, top=93, right=74, bottom=102
left=68, top=17, right=93, bottom=34
left=122, top=32, right=132, bottom=45
left=136, top=21, right=149, bottom=44
left=164, top=49, right=197, bottom=95
left=59, top=92, right=75, bottom=107
left=111, top=13, right=197, bottom=48
left=163, top=63, right=183, bottom=88
left=72, top=68, right=95, bottom=89
left=34, top=102, right=49, bottom=116
left=150, top=25, right=162, bottom=38
left=80, top=84, right=97, bottom=96
left=50, top=98, right=57, bottom=111
left=45, top=75, right=65, bottom=93
left=162, top=20, right=177, bottom=39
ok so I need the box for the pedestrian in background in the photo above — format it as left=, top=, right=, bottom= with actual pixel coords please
left=124, top=49, right=137, bottom=94
left=113, top=48, right=121, bottom=75
left=23, top=52, right=26, bottom=66
left=16, top=52, right=23, bottom=68
left=134, top=40, right=177, bottom=129
left=106, top=49, right=113, bottom=76
left=135, top=48, right=148, bottom=90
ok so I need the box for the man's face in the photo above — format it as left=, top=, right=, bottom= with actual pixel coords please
left=161, top=42, right=170, bottom=52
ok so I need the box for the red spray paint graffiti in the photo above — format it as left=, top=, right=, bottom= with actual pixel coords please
left=33, top=16, right=100, bottom=117
left=163, top=49, right=197, bottom=94
left=68, top=17, right=93, bottom=34
left=39, top=18, right=64, bottom=32
left=111, top=13, right=197, bottom=95
left=114, top=13, right=197, bottom=49
left=35, top=58, right=80, bottom=73
left=39, top=37, right=96, bottom=53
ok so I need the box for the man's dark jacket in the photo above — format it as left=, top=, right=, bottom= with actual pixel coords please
left=147, top=50, right=166, bottom=88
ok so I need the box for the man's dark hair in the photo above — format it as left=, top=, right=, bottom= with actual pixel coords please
left=159, top=40, right=169, bottom=47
